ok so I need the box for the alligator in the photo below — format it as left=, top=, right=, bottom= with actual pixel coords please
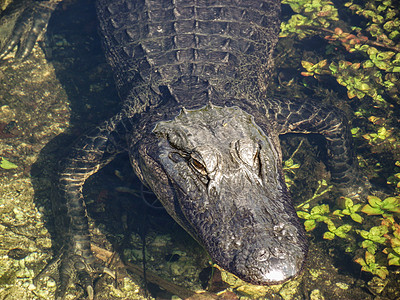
left=0, top=0, right=367, bottom=298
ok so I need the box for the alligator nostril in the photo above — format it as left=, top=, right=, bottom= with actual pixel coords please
left=255, top=249, right=269, bottom=262
left=207, top=184, right=219, bottom=197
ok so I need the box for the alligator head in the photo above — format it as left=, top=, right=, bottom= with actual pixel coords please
left=131, top=103, right=308, bottom=285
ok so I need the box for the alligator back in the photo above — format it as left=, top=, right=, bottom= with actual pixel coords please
left=96, top=0, right=281, bottom=112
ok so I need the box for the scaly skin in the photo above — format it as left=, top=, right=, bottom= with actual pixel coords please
left=0, top=0, right=368, bottom=298
left=0, top=0, right=61, bottom=59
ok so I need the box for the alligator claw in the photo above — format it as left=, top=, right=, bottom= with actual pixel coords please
left=35, top=248, right=114, bottom=299
left=0, top=0, right=59, bottom=60
left=87, top=286, right=94, bottom=300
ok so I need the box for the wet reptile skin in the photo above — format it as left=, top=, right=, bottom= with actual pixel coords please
left=0, top=0, right=367, bottom=298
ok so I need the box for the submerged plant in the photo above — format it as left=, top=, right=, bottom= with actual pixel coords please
left=283, top=140, right=303, bottom=188
left=387, top=161, right=400, bottom=193
left=297, top=203, right=330, bottom=231
left=0, top=157, right=18, bottom=169
left=297, top=193, right=400, bottom=280
left=356, top=224, right=388, bottom=254
left=323, top=219, right=352, bottom=240
left=382, top=216, right=400, bottom=266
left=361, top=195, right=400, bottom=216
left=282, top=0, right=400, bottom=105
left=280, top=0, right=339, bottom=39
left=280, top=0, right=400, bottom=284
left=333, top=197, right=364, bottom=223
left=354, top=251, right=389, bottom=279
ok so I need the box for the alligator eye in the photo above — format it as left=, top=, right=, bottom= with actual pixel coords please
left=190, top=158, right=207, bottom=175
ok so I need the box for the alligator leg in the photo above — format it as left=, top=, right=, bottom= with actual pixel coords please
left=268, top=97, right=369, bottom=197
left=0, top=0, right=62, bottom=60
left=37, top=115, right=126, bottom=299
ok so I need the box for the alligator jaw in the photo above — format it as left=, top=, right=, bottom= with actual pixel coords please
left=136, top=104, right=308, bottom=284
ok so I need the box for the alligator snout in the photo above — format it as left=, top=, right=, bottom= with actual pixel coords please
left=194, top=185, right=308, bottom=285
left=231, top=225, right=307, bottom=284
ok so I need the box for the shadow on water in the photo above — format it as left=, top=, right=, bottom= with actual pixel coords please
left=28, top=0, right=201, bottom=297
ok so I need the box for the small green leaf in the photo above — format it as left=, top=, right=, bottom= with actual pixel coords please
left=324, top=218, right=335, bottom=230
left=376, top=51, right=395, bottom=61
left=367, top=195, right=383, bottom=208
left=362, top=60, right=374, bottom=68
left=301, top=61, right=315, bottom=71
left=316, top=59, right=327, bottom=68
left=365, top=251, right=375, bottom=265
left=355, top=257, right=366, bottom=267
left=285, top=158, right=294, bottom=168
left=335, top=224, right=352, bottom=238
left=361, top=240, right=378, bottom=254
left=323, top=232, right=335, bottom=240
left=393, top=246, right=400, bottom=255
left=351, top=127, right=360, bottom=135
left=382, top=197, right=400, bottom=210
left=304, top=219, right=317, bottom=231
left=375, top=268, right=389, bottom=279
left=329, top=63, right=338, bottom=73
left=342, top=209, right=351, bottom=215
left=297, top=211, right=311, bottom=219
left=311, top=204, right=330, bottom=215
left=344, top=197, right=354, bottom=208
left=351, top=213, right=364, bottom=223
left=374, top=60, right=390, bottom=70
left=361, top=204, right=384, bottom=215
left=354, top=82, right=370, bottom=91
left=367, top=47, right=378, bottom=56
left=388, top=255, right=400, bottom=266
left=0, top=158, right=18, bottom=169
left=370, top=226, right=386, bottom=236
left=333, top=209, right=344, bottom=217
left=362, top=240, right=374, bottom=248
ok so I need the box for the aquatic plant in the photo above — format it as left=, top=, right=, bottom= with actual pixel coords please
left=297, top=203, right=330, bottom=232
left=361, top=195, right=400, bottom=216
left=280, top=0, right=339, bottom=39
left=354, top=250, right=389, bottom=279
left=282, top=0, right=400, bottom=105
left=281, top=0, right=400, bottom=195
left=296, top=193, right=400, bottom=280
left=333, top=197, right=364, bottom=223
left=357, top=224, right=388, bottom=254
left=0, top=157, right=18, bottom=169
left=322, top=219, right=353, bottom=240
left=280, top=0, right=400, bottom=286
left=387, top=161, right=400, bottom=193
left=382, top=216, right=400, bottom=266
left=283, top=140, right=303, bottom=188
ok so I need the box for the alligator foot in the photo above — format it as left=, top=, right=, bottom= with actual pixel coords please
left=0, top=0, right=61, bottom=60
left=34, top=248, right=115, bottom=300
